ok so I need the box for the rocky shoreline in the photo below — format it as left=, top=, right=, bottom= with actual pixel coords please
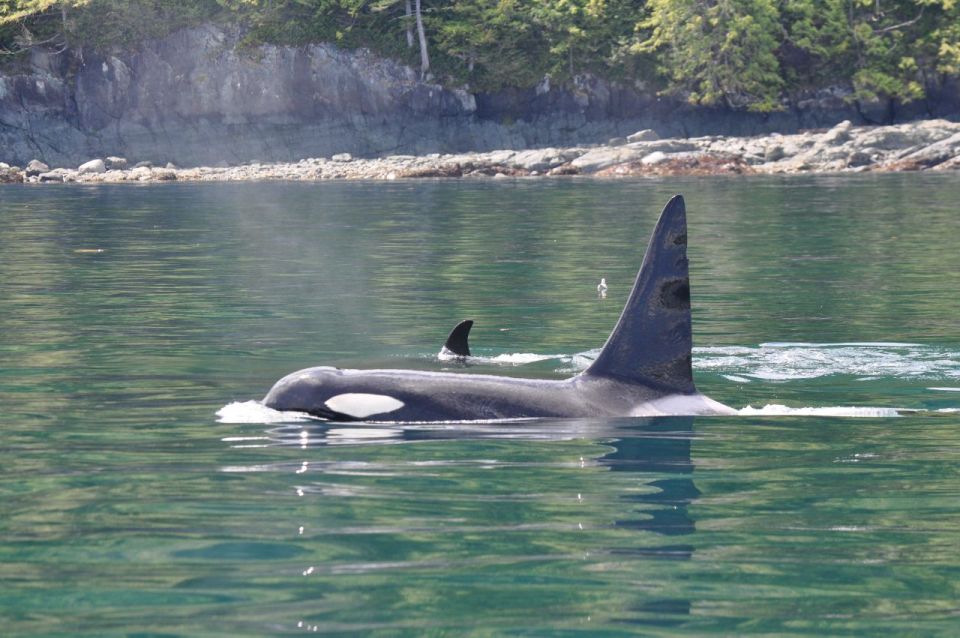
left=3, top=118, right=959, bottom=184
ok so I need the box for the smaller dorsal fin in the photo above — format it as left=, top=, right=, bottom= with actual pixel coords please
left=584, top=195, right=696, bottom=394
left=442, top=319, right=473, bottom=357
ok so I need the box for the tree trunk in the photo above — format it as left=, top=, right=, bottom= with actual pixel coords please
left=405, top=0, right=414, bottom=48
left=414, top=0, right=430, bottom=78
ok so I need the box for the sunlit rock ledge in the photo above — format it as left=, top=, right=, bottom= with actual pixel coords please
left=3, top=118, right=959, bottom=184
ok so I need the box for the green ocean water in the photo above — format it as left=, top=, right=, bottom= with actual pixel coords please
left=1, top=175, right=959, bottom=636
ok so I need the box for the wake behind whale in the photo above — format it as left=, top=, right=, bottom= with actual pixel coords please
left=260, top=195, right=735, bottom=422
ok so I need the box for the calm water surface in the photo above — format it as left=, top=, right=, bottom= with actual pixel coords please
left=1, top=175, right=959, bottom=635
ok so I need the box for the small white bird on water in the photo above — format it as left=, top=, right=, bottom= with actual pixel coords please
left=597, top=277, right=608, bottom=298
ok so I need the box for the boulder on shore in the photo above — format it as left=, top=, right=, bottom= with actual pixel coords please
left=38, top=171, right=65, bottom=183
left=26, top=159, right=50, bottom=177
left=78, top=159, right=106, bottom=174
left=627, top=129, right=659, bottom=143
left=0, top=164, right=24, bottom=183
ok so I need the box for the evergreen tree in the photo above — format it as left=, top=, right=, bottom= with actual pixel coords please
left=636, top=0, right=784, bottom=111
left=431, top=0, right=550, bottom=90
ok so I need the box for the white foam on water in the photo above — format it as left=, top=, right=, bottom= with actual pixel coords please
left=569, top=349, right=600, bottom=370
left=738, top=404, right=902, bottom=418
left=693, top=343, right=960, bottom=381
left=327, top=427, right=404, bottom=441
left=216, top=400, right=315, bottom=424
left=551, top=343, right=960, bottom=381
left=448, top=342, right=960, bottom=383
left=487, top=352, right=559, bottom=365
left=429, top=342, right=960, bottom=383
left=759, top=342, right=923, bottom=348
left=929, top=387, right=960, bottom=392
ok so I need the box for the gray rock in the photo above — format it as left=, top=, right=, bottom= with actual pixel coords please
left=820, top=120, right=853, bottom=145
left=165, top=162, right=178, bottom=170
left=855, top=119, right=960, bottom=152
left=38, top=171, right=64, bottom=182
left=26, top=159, right=50, bottom=176
left=105, top=156, right=128, bottom=170
left=641, top=151, right=669, bottom=165
left=152, top=168, right=177, bottom=181
left=78, top=159, right=106, bottom=174
left=780, top=142, right=803, bottom=157
left=901, top=132, right=960, bottom=167
left=764, top=145, right=785, bottom=162
left=332, top=153, right=353, bottom=162
left=134, top=161, right=154, bottom=169
left=892, top=144, right=924, bottom=159
left=627, top=129, right=659, bottom=143
left=846, top=150, right=874, bottom=167
left=607, top=136, right=627, bottom=147
left=510, top=148, right=567, bottom=172
left=0, top=165, right=23, bottom=183
left=790, top=125, right=855, bottom=167
left=570, top=147, right=644, bottom=173
left=932, top=155, right=960, bottom=171
left=855, top=128, right=916, bottom=151
left=484, top=150, right=517, bottom=164
left=627, top=139, right=698, bottom=154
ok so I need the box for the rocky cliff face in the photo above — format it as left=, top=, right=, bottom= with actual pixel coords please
left=1, top=24, right=958, bottom=167
left=2, top=25, right=488, bottom=166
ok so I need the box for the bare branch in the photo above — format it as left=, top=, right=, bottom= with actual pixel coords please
left=874, top=6, right=925, bottom=35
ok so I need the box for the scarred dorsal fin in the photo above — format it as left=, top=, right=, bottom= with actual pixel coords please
left=441, top=319, right=473, bottom=357
left=584, top=195, right=696, bottom=393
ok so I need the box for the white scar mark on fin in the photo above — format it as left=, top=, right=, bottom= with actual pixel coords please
left=325, top=393, right=405, bottom=419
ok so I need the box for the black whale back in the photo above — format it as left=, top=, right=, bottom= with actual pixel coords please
left=584, top=195, right=696, bottom=394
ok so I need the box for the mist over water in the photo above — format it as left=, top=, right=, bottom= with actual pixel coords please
left=2, top=175, right=960, bottom=635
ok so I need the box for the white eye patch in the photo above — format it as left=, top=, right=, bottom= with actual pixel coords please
left=324, top=393, right=405, bottom=419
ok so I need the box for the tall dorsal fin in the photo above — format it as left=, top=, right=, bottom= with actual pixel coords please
left=442, top=319, right=473, bottom=357
left=584, top=195, right=696, bottom=394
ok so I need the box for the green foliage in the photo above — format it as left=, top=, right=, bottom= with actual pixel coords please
left=779, top=0, right=852, bottom=90
left=1, top=0, right=220, bottom=52
left=0, top=0, right=87, bottom=26
left=1, top=1, right=88, bottom=55
left=72, top=0, right=221, bottom=49
left=636, top=0, right=784, bottom=111
left=528, top=0, right=645, bottom=81
left=782, top=0, right=960, bottom=104
left=1, top=0, right=958, bottom=110
left=430, top=1, right=551, bottom=90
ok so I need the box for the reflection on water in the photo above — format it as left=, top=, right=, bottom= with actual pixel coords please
left=224, top=416, right=704, bottom=630
left=600, top=420, right=698, bottom=627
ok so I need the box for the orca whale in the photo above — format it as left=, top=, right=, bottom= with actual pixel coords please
left=263, top=195, right=735, bottom=421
